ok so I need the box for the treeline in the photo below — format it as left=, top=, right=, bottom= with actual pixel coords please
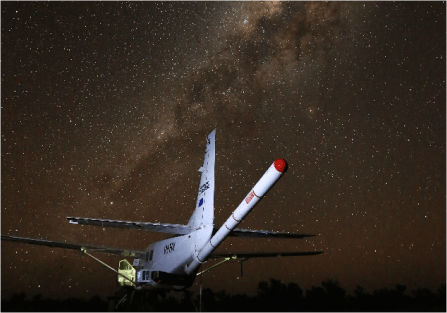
left=1, top=293, right=106, bottom=312
left=2, top=279, right=446, bottom=311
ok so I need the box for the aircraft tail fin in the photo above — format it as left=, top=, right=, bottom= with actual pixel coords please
left=187, top=129, right=216, bottom=229
left=185, top=159, right=287, bottom=275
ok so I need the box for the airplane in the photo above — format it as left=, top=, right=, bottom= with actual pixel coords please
left=1, top=129, right=322, bottom=292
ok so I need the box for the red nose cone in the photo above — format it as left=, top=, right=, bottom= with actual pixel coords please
left=274, top=159, right=287, bottom=173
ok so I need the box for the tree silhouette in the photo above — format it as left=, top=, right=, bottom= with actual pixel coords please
left=305, top=285, right=327, bottom=311
left=179, top=289, right=196, bottom=312
left=2, top=280, right=445, bottom=311
left=321, top=279, right=347, bottom=310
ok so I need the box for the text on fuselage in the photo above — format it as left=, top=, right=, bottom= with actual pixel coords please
left=164, top=242, right=175, bottom=254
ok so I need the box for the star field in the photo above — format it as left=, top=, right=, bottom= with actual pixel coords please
left=1, top=1, right=445, bottom=301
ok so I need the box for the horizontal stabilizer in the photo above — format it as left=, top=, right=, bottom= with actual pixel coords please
left=66, top=217, right=193, bottom=235
left=218, top=227, right=316, bottom=239
left=1, top=235, right=143, bottom=256
left=209, top=251, right=323, bottom=260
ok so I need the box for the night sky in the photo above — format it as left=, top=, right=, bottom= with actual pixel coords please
left=1, top=1, right=445, bottom=302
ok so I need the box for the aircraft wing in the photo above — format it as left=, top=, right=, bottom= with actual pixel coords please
left=1, top=235, right=144, bottom=257
left=219, top=227, right=316, bottom=239
left=208, top=251, right=323, bottom=260
left=66, top=220, right=313, bottom=238
left=66, top=217, right=193, bottom=235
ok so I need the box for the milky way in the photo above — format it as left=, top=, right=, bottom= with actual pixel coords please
left=1, top=2, right=445, bottom=301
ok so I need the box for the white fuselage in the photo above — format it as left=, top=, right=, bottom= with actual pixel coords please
left=132, top=225, right=213, bottom=290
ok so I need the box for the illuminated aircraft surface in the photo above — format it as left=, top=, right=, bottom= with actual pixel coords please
left=2, top=129, right=322, bottom=291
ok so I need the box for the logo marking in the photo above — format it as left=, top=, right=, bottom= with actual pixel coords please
left=245, top=191, right=255, bottom=204
left=199, top=181, right=210, bottom=194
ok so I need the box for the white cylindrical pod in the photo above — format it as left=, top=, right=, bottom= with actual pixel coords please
left=185, top=159, right=288, bottom=275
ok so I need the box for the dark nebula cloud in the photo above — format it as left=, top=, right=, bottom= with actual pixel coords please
left=1, top=1, right=445, bottom=302
left=174, top=2, right=352, bottom=133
